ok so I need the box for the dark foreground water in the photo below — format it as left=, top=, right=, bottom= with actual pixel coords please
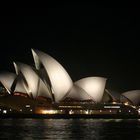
left=0, top=119, right=140, bottom=140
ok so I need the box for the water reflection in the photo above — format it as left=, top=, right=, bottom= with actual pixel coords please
left=0, top=119, right=140, bottom=140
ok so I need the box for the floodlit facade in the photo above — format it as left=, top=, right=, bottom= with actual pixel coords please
left=0, top=49, right=140, bottom=105
left=0, top=49, right=140, bottom=117
left=0, top=72, right=27, bottom=94
left=31, top=49, right=73, bottom=102
left=0, top=72, right=16, bottom=94
left=65, top=84, right=94, bottom=101
left=0, top=49, right=107, bottom=103
left=75, top=77, right=106, bottom=103
left=13, top=62, right=51, bottom=99
left=122, top=90, right=140, bottom=105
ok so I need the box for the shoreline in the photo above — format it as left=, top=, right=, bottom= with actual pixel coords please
left=0, top=114, right=140, bottom=119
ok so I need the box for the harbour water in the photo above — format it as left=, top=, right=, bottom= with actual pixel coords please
left=0, top=118, right=140, bottom=140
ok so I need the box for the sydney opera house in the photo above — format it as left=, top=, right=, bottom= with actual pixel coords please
left=0, top=49, right=140, bottom=118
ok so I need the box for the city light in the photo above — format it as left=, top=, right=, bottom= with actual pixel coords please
left=124, top=102, right=129, bottom=106
left=41, top=110, right=57, bottom=114
left=3, top=110, right=7, bottom=114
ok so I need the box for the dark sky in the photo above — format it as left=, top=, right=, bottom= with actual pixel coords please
left=0, top=5, right=139, bottom=92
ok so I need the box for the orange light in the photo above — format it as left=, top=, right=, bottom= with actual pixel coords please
left=124, top=102, right=129, bottom=106
left=41, top=110, right=57, bottom=114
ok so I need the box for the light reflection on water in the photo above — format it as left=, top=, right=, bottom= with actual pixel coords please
left=0, top=118, right=140, bottom=140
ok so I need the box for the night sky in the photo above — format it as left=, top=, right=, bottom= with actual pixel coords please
left=0, top=5, right=139, bottom=92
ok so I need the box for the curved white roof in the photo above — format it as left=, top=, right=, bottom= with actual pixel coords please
left=14, top=62, right=51, bottom=99
left=31, top=49, right=73, bottom=102
left=65, top=84, right=94, bottom=101
left=37, top=79, right=52, bottom=98
left=122, top=90, right=140, bottom=105
left=0, top=72, right=27, bottom=94
left=0, top=72, right=16, bottom=93
left=14, top=75, right=27, bottom=94
left=75, top=77, right=107, bottom=102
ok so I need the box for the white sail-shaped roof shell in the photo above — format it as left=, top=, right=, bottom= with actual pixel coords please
left=14, top=76, right=27, bottom=94
left=31, top=49, right=73, bottom=102
left=0, top=72, right=16, bottom=93
left=105, top=89, right=132, bottom=104
left=122, top=90, right=140, bottom=105
left=0, top=72, right=27, bottom=94
left=14, top=62, right=51, bottom=99
left=65, top=84, right=94, bottom=101
left=75, top=77, right=107, bottom=103
left=37, top=79, right=51, bottom=98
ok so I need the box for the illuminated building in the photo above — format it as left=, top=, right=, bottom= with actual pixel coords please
left=122, top=90, right=140, bottom=106
left=0, top=49, right=139, bottom=117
